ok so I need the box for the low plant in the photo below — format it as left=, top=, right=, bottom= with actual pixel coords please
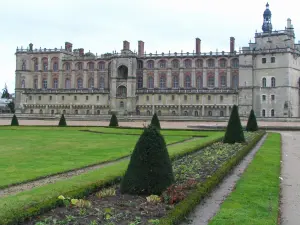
left=96, top=187, right=116, bottom=198
left=57, top=195, right=91, bottom=208
left=148, top=219, right=160, bottom=225
left=161, top=184, right=186, bottom=205
left=146, top=195, right=161, bottom=204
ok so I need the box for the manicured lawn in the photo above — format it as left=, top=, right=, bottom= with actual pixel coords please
left=209, top=133, right=281, bottom=225
left=0, top=127, right=221, bottom=188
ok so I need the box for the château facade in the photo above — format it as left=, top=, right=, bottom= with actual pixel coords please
left=14, top=3, right=300, bottom=118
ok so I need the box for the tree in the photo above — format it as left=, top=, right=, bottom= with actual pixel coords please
left=246, top=109, right=258, bottom=132
left=120, top=125, right=174, bottom=195
left=109, top=113, right=119, bottom=127
left=223, top=105, right=245, bottom=144
left=1, top=84, right=9, bottom=99
left=7, top=101, right=15, bottom=113
left=150, top=113, right=161, bottom=129
left=58, top=114, right=67, bottom=127
left=11, top=114, right=19, bottom=126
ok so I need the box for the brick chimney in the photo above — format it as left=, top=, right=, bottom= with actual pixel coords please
left=138, top=40, right=144, bottom=56
left=123, top=40, right=130, bottom=50
left=79, top=48, right=84, bottom=56
left=195, top=38, right=201, bottom=54
left=230, top=37, right=235, bottom=53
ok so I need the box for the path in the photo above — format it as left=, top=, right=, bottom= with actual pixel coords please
left=181, top=134, right=267, bottom=225
left=0, top=137, right=200, bottom=198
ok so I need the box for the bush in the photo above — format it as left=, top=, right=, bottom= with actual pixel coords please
left=11, top=114, right=19, bottom=126
left=58, top=114, right=67, bottom=127
left=246, top=109, right=258, bottom=132
left=150, top=113, right=161, bottom=129
left=223, top=105, right=245, bottom=144
left=109, top=114, right=119, bottom=127
left=120, top=125, right=174, bottom=195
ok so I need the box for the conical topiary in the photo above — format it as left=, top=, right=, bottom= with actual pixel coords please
left=120, top=125, right=174, bottom=195
left=11, top=114, right=19, bottom=126
left=223, top=105, right=245, bottom=144
left=58, top=114, right=67, bottom=127
left=246, top=109, right=258, bottom=132
left=150, top=113, right=161, bottom=129
left=109, top=113, right=119, bottom=127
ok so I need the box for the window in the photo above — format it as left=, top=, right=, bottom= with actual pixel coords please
left=231, top=58, right=239, bottom=68
left=146, top=96, right=149, bottom=101
left=34, top=59, right=38, bottom=72
left=21, top=80, right=25, bottom=88
left=196, top=95, right=199, bottom=100
left=88, top=78, right=94, bottom=88
left=74, top=96, right=77, bottom=100
left=158, top=95, right=161, bottom=101
left=98, top=62, right=105, bottom=70
left=120, top=101, right=124, bottom=108
left=53, top=79, right=58, bottom=89
left=38, top=96, right=41, bottom=100
left=77, top=78, right=83, bottom=89
left=183, top=111, right=188, bottom=116
left=208, top=111, right=212, bottom=116
left=262, top=109, right=266, bottom=117
left=63, top=110, right=66, bottom=114
left=208, top=95, right=211, bottom=100
left=137, top=61, right=143, bottom=69
left=30, top=109, right=33, bottom=114
left=42, top=79, right=47, bottom=89
left=271, top=95, right=275, bottom=101
left=97, top=96, right=99, bottom=101
left=22, top=61, right=26, bottom=71
left=157, top=110, right=161, bottom=116
left=172, top=60, right=179, bottom=68
left=219, top=59, right=226, bottom=68
left=137, top=76, right=143, bottom=88
left=220, top=111, right=224, bottom=117
left=195, top=59, right=203, bottom=68
left=65, top=62, right=70, bottom=71
left=34, top=79, right=38, bottom=89
left=184, top=76, right=191, bottom=88
left=51, top=110, right=54, bottom=115
left=86, top=96, right=88, bottom=100
left=43, top=60, right=48, bottom=71
left=271, top=57, right=275, bottom=63
left=184, top=59, right=192, bottom=68
left=232, top=75, right=238, bottom=89
left=53, top=62, right=58, bottom=72
left=148, top=76, right=154, bottom=88
left=99, top=77, right=105, bottom=88
left=196, top=76, right=202, bottom=89
left=220, top=95, right=223, bottom=101
left=117, top=86, right=127, bottom=98
left=262, top=77, right=267, bottom=87
left=271, top=77, right=276, bottom=87
left=88, top=63, right=94, bottom=70
left=207, top=59, right=215, bottom=68
left=29, top=96, right=32, bottom=100
left=75, top=110, right=78, bottom=114
left=220, top=75, right=226, bottom=87
left=62, top=96, right=64, bottom=101
left=194, top=111, right=199, bottom=117
left=184, top=95, right=187, bottom=101
left=208, top=76, right=215, bottom=87
left=97, top=110, right=100, bottom=115
left=262, top=58, right=266, bottom=64
left=172, top=75, right=179, bottom=88
left=39, top=109, right=43, bottom=114
left=159, top=60, right=166, bottom=68
left=172, top=111, right=176, bottom=115
left=147, top=60, right=154, bottom=69
left=49, top=96, right=52, bottom=101
left=172, top=95, right=175, bottom=101
left=65, top=78, right=71, bottom=89
left=147, top=110, right=151, bottom=116
left=262, top=95, right=266, bottom=101
left=159, top=75, right=166, bottom=89
left=86, top=110, right=89, bottom=114
left=271, top=109, right=275, bottom=117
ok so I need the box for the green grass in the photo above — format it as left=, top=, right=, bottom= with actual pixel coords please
left=209, top=133, right=281, bottom=225
left=0, top=127, right=222, bottom=188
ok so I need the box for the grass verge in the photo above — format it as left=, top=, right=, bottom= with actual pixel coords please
left=208, top=133, right=281, bottom=225
left=158, top=130, right=266, bottom=225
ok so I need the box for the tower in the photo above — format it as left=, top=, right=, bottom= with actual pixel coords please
left=262, top=2, right=272, bottom=33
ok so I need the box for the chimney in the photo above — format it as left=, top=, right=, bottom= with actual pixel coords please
left=79, top=48, right=84, bottom=56
left=123, top=40, right=130, bottom=50
left=230, top=37, right=235, bottom=53
left=138, top=40, right=144, bottom=56
left=65, top=42, right=73, bottom=52
left=287, top=18, right=292, bottom=29
left=195, top=38, right=201, bottom=54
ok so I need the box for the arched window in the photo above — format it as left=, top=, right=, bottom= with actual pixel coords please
left=207, top=59, right=215, bottom=68
left=88, top=62, right=94, bottom=70
left=97, top=110, right=100, bottom=115
left=77, top=78, right=83, bottom=89
left=183, top=111, right=188, bottom=116
left=53, top=62, right=58, bottom=72
left=22, top=61, right=26, bottom=71
left=172, top=111, right=176, bottom=115
left=117, top=86, right=127, bottom=98
left=220, top=74, right=227, bottom=87
left=172, top=75, right=179, bottom=88
left=262, top=109, right=266, bottom=117
left=34, top=79, right=38, bottom=89
left=88, top=78, right=94, bottom=88
left=194, top=111, right=199, bottom=117
left=33, top=59, right=38, bottom=72
left=147, top=60, right=154, bottom=69
left=137, top=60, right=143, bottom=69
left=208, top=111, right=212, bottom=116
left=75, top=109, right=78, bottom=114
left=159, top=75, right=166, bottom=89
left=271, top=109, right=275, bottom=117
left=86, top=110, right=89, bottom=115
left=51, top=110, right=54, bottom=115
left=208, top=75, right=215, bottom=87
left=159, top=60, right=166, bottom=68
left=220, top=111, right=224, bottom=117
left=137, top=76, right=143, bottom=88
left=39, top=109, right=43, bottom=114
left=120, top=101, right=124, bottom=108
left=172, top=60, right=179, bottom=68
left=232, top=75, right=238, bottom=88
left=184, top=59, right=192, bottom=68
left=184, top=75, right=191, bottom=88
left=195, top=59, right=203, bottom=68
left=42, top=58, right=48, bottom=71
left=157, top=110, right=161, bottom=116
left=271, top=77, right=276, bottom=87
left=262, top=77, right=267, bottom=87
left=98, top=62, right=105, bottom=70
left=196, top=76, right=202, bottom=89
left=42, top=79, right=47, bottom=89
left=148, top=76, right=154, bottom=88
left=147, top=110, right=151, bottom=116
left=65, top=62, right=70, bottom=71
left=219, top=59, right=227, bottom=68
left=65, top=78, right=71, bottom=89
left=136, top=109, right=140, bottom=115
left=63, top=110, right=66, bottom=114
left=53, top=78, right=58, bottom=89
left=118, top=65, right=128, bottom=79
left=231, top=58, right=239, bottom=68
left=30, top=109, right=33, bottom=114
left=99, top=77, right=105, bottom=88
left=21, top=80, right=25, bottom=88
left=76, top=62, right=83, bottom=70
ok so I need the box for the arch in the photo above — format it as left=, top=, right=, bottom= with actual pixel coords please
left=159, top=59, right=166, bottom=68
left=75, top=62, right=83, bottom=70
left=219, top=72, right=227, bottom=87
left=196, top=74, right=203, bottom=89
left=208, top=110, right=212, bottom=116
left=137, top=76, right=143, bottom=88
left=147, top=76, right=154, bottom=88
left=42, top=57, right=48, bottom=71
left=32, top=57, right=38, bottom=71
left=262, top=77, right=267, bottom=87
left=86, top=110, right=90, bottom=114
left=99, top=77, right=105, bottom=88
left=147, top=60, right=154, bottom=69
left=184, top=74, right=191, bottom=88
left=147, top=110, right=151, bottom=116
left=75, top=109, right=78, bottom=114
left=183, top=111, right=188, bottom=116
left=195, top=59, right=203, bottom=68
left=184, top=59, right=192, bottom=68
left=51, top=57, right=59, bottom=72
left=117, top=65, right=128, bottom=79
left=207, top=73, right=215, bottom=87
left=30, top=109, right=34, bottom=114
left=136, top=109, right=140, bottom=115
left=120, top=101, right=124, bottom=108
left=39, top=109, right=43, bottom=114
left=220, top=111, right=224, bottom=117
left=97, top=110, right=100, bottom=115
left=88, top=78, right=94, bottom=88
left=87, top=62, right=94, bottom=70
left=21, top=79, right=25, bottom=88
left=64, top=62, right=71, bottom=71
left=21, top=60, right=26, bottom=71
left=232, top=75, right=239, bottom=88
left=137, top=60, right=143, bottom=69
left=51, top=110, right=55, bottom=115
left=117, top=85, right=127, bottom=98
left=42, top=79, right=47, bottom=89
left=172, top=59, right=179, bottom=68
left=271, top=109, right=275, bottom=117
left=157, top=110, right=162, bottom=116
left=231, top=58, right=239, bottom=68
left=65, top=78, right=71, bottom=89
left=271, top=77, right=276, bottom=87
left=207, top=58, right=215, bottom=68
left=159, top=73, right=166, bottom=88
left=194, top=111, right=199, bottom=117
left=62, top=110, right=66, bottom=114
left=33, top=79, right=38, bottom=89
left=172, top=110, right=176, bottom=115
left=219, top=58, right=227, bottom=68
left=77, top=78, right=83, bottom=89
left=262, top=109, right=266, bottom=117
left=53, top=78, right=58, bottom=89
left=98, top=61, right=105, bottom=70
left=172, top=74, right=179, bottom=88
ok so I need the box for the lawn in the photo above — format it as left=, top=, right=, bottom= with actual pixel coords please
left=0, top=127, right=222, bottom=188
left=209, top=133, right=281, bottom=225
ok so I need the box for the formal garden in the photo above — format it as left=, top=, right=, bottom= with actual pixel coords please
left=0, top=107, right=281, bottom=225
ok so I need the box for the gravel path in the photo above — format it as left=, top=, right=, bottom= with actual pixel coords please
left=0, top=137, right=200, bottom=198
left=180, top=134, right=267, bottom=225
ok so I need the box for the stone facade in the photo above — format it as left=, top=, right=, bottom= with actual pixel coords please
left=14, top=4, right=300, bottom=118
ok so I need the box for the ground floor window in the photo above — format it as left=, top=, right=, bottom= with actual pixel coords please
left=30, top=109, right=33, bottom=114
left=157, top=110, right=161, bottom=116
left=220, top=111, right=224, bottom=117
left=63, top=110, right=66, bottom=114
left=97, top=110, right=100, bottom=115
left=208, top=111, right=212, bottom=116
left=194, top=111, right=199, bottom=117
left=75, top=110, right=78, bottom=114
left=147, top=110, right=151, bottom=116
left=51, top=110, right=54, bottom=115
left=172, top=110, right=176, bottom=115
left=39, top=109, right=43, bottom=114
left=271, top=109, right=275, bottom=117
left=183, top=111, right=188, bottom=116
left=262, top=109, right=266, bottom=117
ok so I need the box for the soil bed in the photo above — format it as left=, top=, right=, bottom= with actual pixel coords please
left=26, top=132, right=259, bottom=225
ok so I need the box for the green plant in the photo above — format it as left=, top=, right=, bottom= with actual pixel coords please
left=150, top=113, right=161, bottom=129
left=120, top=125, right=174, bottom=195
left=89, top=220, right=98, bottom=225
left=58, top=114, right=67, bottom=127
left=96, top=187, right=116, bottom=198
left=65, top=215, right=75, bottom=222
left=246, top=109, right=258, bottom=132
left=146, top=195, right=161, bottom=204
left=79, top=208, right=87, bottom=216
left=109, top=114, right=119, bottom=127
left=223, top=105, right=245, bottom=144
left=148, top=219, right=160, bottom=225
left=11, top=114, right=19, bottom=126
left=129, top=216, right=141, bottom=225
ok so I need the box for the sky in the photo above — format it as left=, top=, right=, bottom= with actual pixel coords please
left=0, top=0, right=299, bottom=94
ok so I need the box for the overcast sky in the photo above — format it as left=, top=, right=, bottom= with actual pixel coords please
left=0, top=0, right=298, bottom=93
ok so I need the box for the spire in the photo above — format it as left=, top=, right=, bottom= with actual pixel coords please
left=262, top=2, right=272, bottom=33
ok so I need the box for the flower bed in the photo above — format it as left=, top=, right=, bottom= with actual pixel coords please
left=26, top=131, right=263, bottom=225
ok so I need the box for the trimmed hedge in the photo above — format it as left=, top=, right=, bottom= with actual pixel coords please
left=151, top=113, right=161, bottom=129
left=159, top=131, right=265, bottom=225
left=246, top=109, right=258, bottom=132
left=58, top=114, right=67, bottom=127
left=109, top=114, right=119, bottom=127
left=10, top=114, right=19, bottom=126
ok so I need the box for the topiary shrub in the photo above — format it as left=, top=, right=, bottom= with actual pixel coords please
left=11, top=114, right=19, bottom=126
left=120, top=125, right=174, bottom=195
left=109, top=114, right=119, bottom=127
left=223, top=105, right=245, bottom=144
left=58, top=114, right=67, bottom=127
left=246, top=109, right=258, bottom=132
left=150, top=113, right=161, bottom=129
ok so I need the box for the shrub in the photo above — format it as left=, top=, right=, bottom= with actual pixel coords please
left=120, top=125, right=174, bottom=195
left=150, top=113, right=161, bottom=129
left=58, top=114, right=67, bottom=127
left=109, top=114, right=119, bottom=127
left=11, top=114, right=19, bottom=126
left=246, top=109, right=258, bottom=132
left=223, top=105, right=245, bottom=144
